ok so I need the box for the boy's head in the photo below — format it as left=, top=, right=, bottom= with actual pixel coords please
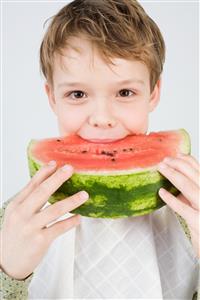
left=40, top=0, right=165, bottom=140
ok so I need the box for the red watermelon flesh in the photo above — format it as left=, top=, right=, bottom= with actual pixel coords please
left=28, top=129, right=190, bottom=172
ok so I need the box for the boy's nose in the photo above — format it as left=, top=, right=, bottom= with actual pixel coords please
left=94, top=121, right=114, bottom=128
left=89, top=114, right=117, bottom=129
left=88, top=99, right=117, bottom=129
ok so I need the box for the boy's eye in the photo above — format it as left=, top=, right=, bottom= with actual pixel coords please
left=118, top=89, right=135, bottom=97
left=64, top=89, right=136, bottom=102
left=67, top=90, right=86, bottom=99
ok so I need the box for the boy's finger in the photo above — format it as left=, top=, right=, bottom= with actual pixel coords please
left=177, top=154, right=200, bottom=172
left=157, top=163, right=199, bottom=208
left=162, top=156, right=200, bottom=187
left=11, top=161, right=58, bottom=206
left=159, top=188, right=198, bottom=231
left=34, top=191, right=89, bottom=228
left=43, top=214, right=81, bottom=242
left=21, top=164, right=74, bottom=214
left=177, top=193, right=191, bottom=207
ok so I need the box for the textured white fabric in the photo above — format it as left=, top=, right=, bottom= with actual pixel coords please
left=28, top=205, right=76, bottom=299
left=28, top=205, right=199, bottom=299
left=74, top=206, right=199, bottom=299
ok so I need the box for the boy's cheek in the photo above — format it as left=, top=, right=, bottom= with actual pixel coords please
left=119, top=106, right=149, bottom=134
left=55, top=99, right=150, bottom=136
left=57, top=110, right=86, bottom=135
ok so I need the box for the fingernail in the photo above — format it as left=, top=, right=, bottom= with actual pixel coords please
left=177, top=153, right=184, bottom=157
left=61, top=164, right=73, bottom=172
left=158, top=162, right=167, bottom=169
left=48, top=160, right=57, bottom=166
left=163, top=157, right=172, bottom=163
left=159, top=188, right=166, bottom=196
left=79, top=191, right=89, bottom=200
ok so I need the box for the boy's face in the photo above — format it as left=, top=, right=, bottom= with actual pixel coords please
left=45, top=36, right=161, bottom=141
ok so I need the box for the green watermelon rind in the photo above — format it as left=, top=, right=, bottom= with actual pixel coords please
left=179, top=128, right=191, bottom=154
left=27, top=128, right=190, bottom=219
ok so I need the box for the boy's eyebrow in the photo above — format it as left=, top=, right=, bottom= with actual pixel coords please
left=57, top=79, right=145, bottom=89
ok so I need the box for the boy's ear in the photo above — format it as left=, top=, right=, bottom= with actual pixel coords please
left=44, top=83, right=57, bottom=115
left=148, top=78, right=162, bottom=112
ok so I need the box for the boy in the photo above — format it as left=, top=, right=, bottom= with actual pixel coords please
left=1, top=0, right=199, bottom=299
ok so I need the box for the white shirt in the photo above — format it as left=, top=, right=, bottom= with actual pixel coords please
left=28, top=205, right=199, bottom=299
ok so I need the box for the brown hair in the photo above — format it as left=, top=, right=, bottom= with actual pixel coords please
left=40, top=0, right=165, bottom=92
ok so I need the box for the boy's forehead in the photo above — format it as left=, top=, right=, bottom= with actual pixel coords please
left=53, top=36, right=150, bottom=84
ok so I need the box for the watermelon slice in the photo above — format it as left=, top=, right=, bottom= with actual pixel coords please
left=27, top=129, right=190, bottom=218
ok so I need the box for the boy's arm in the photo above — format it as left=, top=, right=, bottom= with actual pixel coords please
left=175, top=212, right=192, bottom=240
left=0, top=196, right=34, bottom=300
left=175, top=213, right=200, bottom=300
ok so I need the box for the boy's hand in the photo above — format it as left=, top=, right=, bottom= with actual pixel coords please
left=0, top=162, right=89, bottom=280
left=157, top=153, right=200, bottom=258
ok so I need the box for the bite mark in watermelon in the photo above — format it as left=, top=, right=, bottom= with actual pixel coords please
left=27, top=129, right=190, bottom=218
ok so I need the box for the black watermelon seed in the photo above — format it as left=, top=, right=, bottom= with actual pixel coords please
left=113, top=150, right=117, bottom=153
left=100, top=151, right=115, bottom=156
left=107, top=152, right=114, bottom=157
left=101, top=150, right=106, bottom=154
left=82, top=150, right=87, bottom=153
left=111, top=158, right=116, bottom=161
left=57, top=139, right=61, bottom=142
left=123, top=149, right=127, bottom=152
left=129, top=148, right=133, bottom=151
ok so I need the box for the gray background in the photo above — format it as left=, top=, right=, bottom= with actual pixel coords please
left=2, top=1, right=199, bottom=202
